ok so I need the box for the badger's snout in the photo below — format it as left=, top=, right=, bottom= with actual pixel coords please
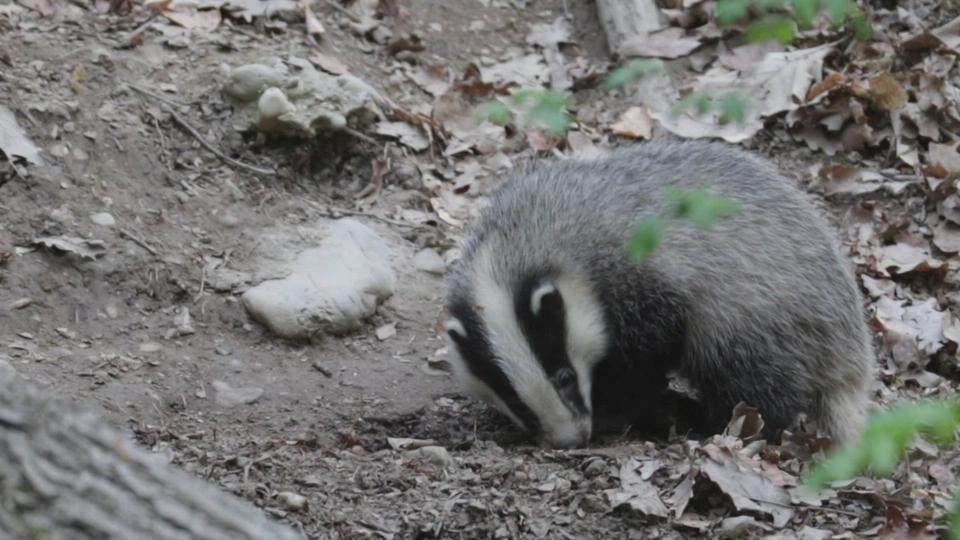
left=539, top=416, right=592, bottom=449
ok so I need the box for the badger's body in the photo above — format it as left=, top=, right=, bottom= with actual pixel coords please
left=443, top=140, right=874, bottom=448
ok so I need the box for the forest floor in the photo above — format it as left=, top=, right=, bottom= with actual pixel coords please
left=2, top=0, right=960, bottom=538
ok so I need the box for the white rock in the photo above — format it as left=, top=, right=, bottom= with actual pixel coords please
left=241, top=219, right=396, bottom=339
left=276, top=491, right=308, bottom=512
left=412, top=248, right=445, bottom=275
left=139, top=342, right=162, bottom=353
left=211, top=380, right=264, bottom=407
left=174, top=306, right=195, bottom=336
left=404, top=445, right=454, bottom=469
left=90, top=212, right=116, bottom=227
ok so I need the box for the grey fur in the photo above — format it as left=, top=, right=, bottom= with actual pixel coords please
left=446, top=139, right=874, bottom=444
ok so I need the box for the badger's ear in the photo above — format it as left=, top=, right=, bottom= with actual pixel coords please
left=531, top=282, right=563, bottom=318
left=445, top=318, right=467, bottom=342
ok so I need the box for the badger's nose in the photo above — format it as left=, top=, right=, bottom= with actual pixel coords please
left=540, top=420, right=592, bottom=449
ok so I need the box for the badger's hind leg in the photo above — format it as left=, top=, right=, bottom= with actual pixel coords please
left=812, top=382, right=871, bottom=445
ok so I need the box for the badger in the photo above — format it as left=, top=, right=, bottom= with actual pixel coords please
left=443, top=140, right=873, bottom=448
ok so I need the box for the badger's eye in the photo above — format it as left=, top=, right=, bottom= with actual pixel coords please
left=556, top=368, right=576, bottom=389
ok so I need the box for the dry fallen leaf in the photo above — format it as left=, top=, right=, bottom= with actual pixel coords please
left=653, top=42, right=834, bottom=142
left=861, top=275, right=896, bottom=299
left=932, top=219, right=960, bottom=253
left=819, top=164, right=892, bottom=196
left=375, top=121, right=429, bottom=152
left=409, top=64, right=450, bottom=97
left=874, top=297, right=950, bottom=356
left=867, top=72, right=907, bottom=111
left=0, top=105, right=42, bottom=164
left=151, top=2, right=222, bottom=31
left=698, top=444, right=794, bottom=527
left=70, top=64, right=85, bottom=94
left=933, top=15, right=960, bottom=49
left=927, top=142, right=960, bottom=177
left=604, top=458, right=669, bottom=518
left=31, top=236, right=107, bottom=260
left=610, top=106, right=654, bottom=139
left=875, top=243, right=943, bottom=276
left=301, top=0, right=325, bottom=38
left=311, top=52, right=348, bottom=75
left=723, top=402, right=764, bottom=442
left=481, top=53, right=550, bottom=88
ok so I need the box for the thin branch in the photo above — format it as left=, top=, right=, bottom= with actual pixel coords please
left=126, top=82, right=186, bottom=108
left=118, top=227, right=159, bottom=256
left=127, top=83, right=277, bottom=177
left=308, top=201, right=429, bottom=229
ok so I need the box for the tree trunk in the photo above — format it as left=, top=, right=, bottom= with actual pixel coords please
left=596, top=0, right=665, bottom=58
left=0, top=367, right=303, bottom=540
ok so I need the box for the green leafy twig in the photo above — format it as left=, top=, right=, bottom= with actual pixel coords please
left=716, top=0, right=871, bottom=44
left=805, top=399, right=960, bottom=491
left=672, top=91, right=748, bottom=124
left=475, top=87, right=573, bottom=135
left=628, top=188, right=741, bottom=261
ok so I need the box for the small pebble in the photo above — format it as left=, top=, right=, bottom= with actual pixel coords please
left=212, top=380, right=264, bottom=407
left=276, top=491, right=308, bottom=512
left=90, top=212, right=115, bottom=226
left=10, top=298, right=32, bottom=309
left=55, top=327, right=77, bottom=340
left=174, top=306, right=195, bottom=336
left=139, top=342, right=163, bottom=353
left=215, top=213, right=240, bottom=227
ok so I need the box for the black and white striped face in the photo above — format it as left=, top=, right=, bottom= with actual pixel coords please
left=445, top=272, right=609, bottom=448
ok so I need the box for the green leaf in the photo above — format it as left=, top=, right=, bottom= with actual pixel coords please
left=627, top=217, right=666, bottom=261
left=744, top=15, right=796, bottom=44
left=793, top=0, right=818, bottom=27
left=804, top=399, right=960, bottom=491
left=951, top=493, right=960, bottom=540
left=602, top=59, right=664, bottom=90
left=665, top=188, right=741, bottom=229
left=754, top=0, right=786, bottom=10
left=850, top=10, right=872, bottom=41
left=718, top=93, right=747, bottom=124
left=672, top=91, right=714, bottom=118
left=474, top=100, right=512, bottom=125
left=527, top=103, right=572, bottom=135
left=715, top=0, right=750, bottom=25
left=823, top=0, right=852, bottom=24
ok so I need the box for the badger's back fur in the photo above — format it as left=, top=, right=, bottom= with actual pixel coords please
left=444, top=140, right=873, bottom=448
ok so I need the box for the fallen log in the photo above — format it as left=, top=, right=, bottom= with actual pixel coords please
left=0, top=365, right=302, bottom=540
left=596, top=0, right=665, bottom=57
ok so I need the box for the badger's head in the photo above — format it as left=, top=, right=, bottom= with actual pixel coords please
left=444, top=268, right=609, bottom=448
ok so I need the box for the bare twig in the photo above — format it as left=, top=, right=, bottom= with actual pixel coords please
left=126, top=82, right=186, bottom=108
left=167, top=108, right=278, bottom=176
left=310, top=202, right=429, bottom=229
left=194, top=264, right=207, bottom=303
left=118, top=227, right=159, bottom=256
left=127, top=83, right=277, bottom=176
left=343, top=126, right=378, bottom=145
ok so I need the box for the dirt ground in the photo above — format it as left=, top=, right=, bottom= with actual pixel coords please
left=2, top=0, right=960, bottom=538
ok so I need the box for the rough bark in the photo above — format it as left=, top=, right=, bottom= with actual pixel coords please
left=0, top=367, right=303, bottom=540
left=596, top=0, right=665, bottom=58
